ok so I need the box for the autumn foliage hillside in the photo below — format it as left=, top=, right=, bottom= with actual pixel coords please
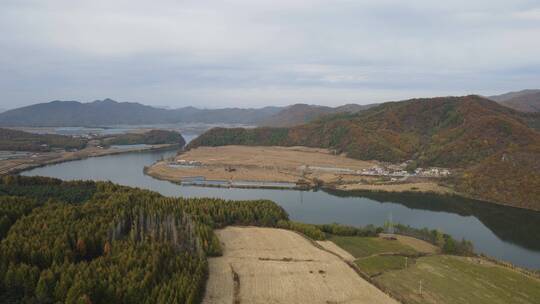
left=189, top=96, right=540, bottom=210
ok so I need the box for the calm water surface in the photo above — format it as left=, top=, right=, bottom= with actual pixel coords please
left=22, top=149, right=540, bottom=269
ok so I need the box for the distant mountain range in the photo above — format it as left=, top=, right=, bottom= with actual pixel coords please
left=0, top=99, right=374, bottom=127
left=1, top=89, right=538, bottom=128
left=489, top=89, right=540, bottom=112
left=260, top=103, right=376, bottom=127
left=189, top=95, right=540, bottom=211
left=0, top=99, right=282, bottom=127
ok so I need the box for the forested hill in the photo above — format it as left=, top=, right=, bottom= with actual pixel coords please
left=0, top=128, right=87, bottom=151
left=260, top=103, right=376, bottom=127
left=101, top=130, right=186, bottom=147
left=0, top=175, right=289, bottom=303
left=0, top=99, right=171, bottom=126
left=0, top=99, right=282, bottom=127
left=189, top=95, right=540, bottom=210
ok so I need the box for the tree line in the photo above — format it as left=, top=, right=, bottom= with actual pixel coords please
left=0, top=128, right=87, bottom=152
left=0, top=175, right=474, bottom=303
left=0, top=176, right=288, bottom=303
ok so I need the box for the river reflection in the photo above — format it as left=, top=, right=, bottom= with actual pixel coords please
left=21, top=149, right=540, bottom=269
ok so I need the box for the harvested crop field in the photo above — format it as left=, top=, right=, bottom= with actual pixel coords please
left=202, top=227, right=397, bottom=304
left=177, top=145, right=373, bottom=169
left=147, top=145, right=374, bottom=185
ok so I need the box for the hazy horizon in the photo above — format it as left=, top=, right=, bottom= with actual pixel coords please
left=2, top=0, right=539, bottom=109
left=1, top=89, right=538, bottom=112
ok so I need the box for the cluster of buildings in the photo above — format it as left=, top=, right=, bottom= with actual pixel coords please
left=299, top=162, right=451, bottom=178
left=414, top=167, right=451, bottom=177
left=176, top=159, right=202, bottom=166
left=168, top=159, right=203, bottom=168
left=359, top=162, right=451, bottom=178
left=359, top=166, right=408, bottom=177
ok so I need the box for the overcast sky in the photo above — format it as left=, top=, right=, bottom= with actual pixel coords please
left=1, top=0, right=539, bottom=109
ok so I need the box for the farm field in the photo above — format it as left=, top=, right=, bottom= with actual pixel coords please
left=327, top=235, right=540, bottom=304
left=147, top=145, right=374, bottom=184
left=329, top=235, right=419, bottom=258
left=147, top=145, right=452, bottom=194
left=376, top=255, right=540, bottom=304
left=202, top=226, right=397, bottom=304
left=356, top=255, right=409, bottom=276
left=175, top=145, right=373, bottom=170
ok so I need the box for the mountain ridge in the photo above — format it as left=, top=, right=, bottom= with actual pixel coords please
left=0, top=99, right=283, bottom=127
left=261, top=103, right=376, bottom=127
left=489, top=89, right=540, bottom=112
left=0, top=99, right=375, bottom=127
left=189, top=95, right=540, bottom=210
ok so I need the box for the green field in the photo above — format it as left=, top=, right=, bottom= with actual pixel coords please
left=330, top=235, right=540, bottom=304
left=355, top=255, right=409, bottom=277
left=329, top=235, right=417, bottom=258
left=375, top=255, right=540, bottom=304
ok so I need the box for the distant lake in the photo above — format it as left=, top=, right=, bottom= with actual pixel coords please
left=21, top=148, right=540, bottom=269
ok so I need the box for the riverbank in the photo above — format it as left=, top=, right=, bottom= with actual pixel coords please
left=334, top=181, right=455, bottom=195
left=20, top=146, right=540, bottom=269
left=0, top=143, right=178, bottom=176
left=145, top=145, right=455, bottom=195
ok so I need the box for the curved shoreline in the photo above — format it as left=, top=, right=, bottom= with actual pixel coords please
left=2, top=144, right=179, bottom=176
left=145, top=157, right=467, bottom=195
left=146, top=163, right=532, bottom=214
left=145, top=161, right=540, bottom=213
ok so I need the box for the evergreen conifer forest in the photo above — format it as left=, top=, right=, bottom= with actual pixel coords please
left=0, top=175, right=288, bottom=303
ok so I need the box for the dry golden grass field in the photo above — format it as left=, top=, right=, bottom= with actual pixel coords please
left=336, top=182, right=453, bottom=195
left=149, top=145, right=373, bottom=183
left=147, top=145, right=453, bottom=195
left=202, top=226, right=397, bottom=304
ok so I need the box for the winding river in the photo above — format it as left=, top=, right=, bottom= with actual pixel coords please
left=21, top=148, right=540, bottom=269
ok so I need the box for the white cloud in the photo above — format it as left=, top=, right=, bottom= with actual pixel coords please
left=0, top=0, right=539, bottom=108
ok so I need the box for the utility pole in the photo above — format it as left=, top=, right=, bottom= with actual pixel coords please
left=390, top=212, right=394, bottom=234
left=385, top=212, right=395, bottom=235
left=419, top=280, right=423, bottom=295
